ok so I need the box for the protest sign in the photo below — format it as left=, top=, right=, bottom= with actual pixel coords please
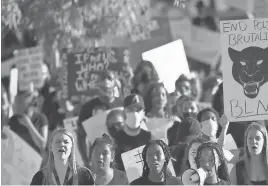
left=146, top=118, right=174, bottom=144
left=83, top=107, right=148, bottom=143
left=142, top=39, right=190, bottom=93
left=1, top=57, right=17, bottom=77
left=224, top=0, right=254, bottom=12
left=63, top=116, right=78, bottom=134
left=254, top=0, right=268, bottom=18
left=60, top=47, right=132, bottom=101
left=15, top=46, right=44, bottom=91
left=220, top=18, right=268, bottom=122
left=121, top=144, right=176, bottom=183
left=185, top=26, right=221, bottom=65
left=1, top=127, right=42, bottom=185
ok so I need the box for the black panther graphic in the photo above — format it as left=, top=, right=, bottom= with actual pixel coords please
left=228, top=46, right=268, bottom=99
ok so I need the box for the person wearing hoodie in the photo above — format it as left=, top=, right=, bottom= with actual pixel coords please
left=168, top=96, right=199, bottom=146
left=114, top=94, right=152, bottom=171
left=169, top=117, right=202, bottom=176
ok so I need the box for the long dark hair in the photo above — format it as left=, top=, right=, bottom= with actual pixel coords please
left=142, top=140, right=171, bottom=184
left=144, top=82, right=169, bottom=115
left=195, top=141, right=231, bottom=184
left=132, top=60, right=159, bottom=90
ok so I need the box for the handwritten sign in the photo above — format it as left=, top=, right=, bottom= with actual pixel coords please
left=63, top=117, right=78, bottom=134
left=15, top=46, right=44, bottom=91
left=142, top=39, right=190, bottom=93
left=1, top=127, right=42, bottom=185
left=60, top=47, right=132, bottom=101
left=220, top=18, right=268, bottom=122
left=146, top=118, right=174, bottom=144
left=121, top=144, right=176, bottom=183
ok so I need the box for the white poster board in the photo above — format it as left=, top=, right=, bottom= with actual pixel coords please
left=1, top=127, right=42, bottom=185
left=16, top=46, right=44, bottom=91
left=83, top=107, right=148, bottom=143
left=142, top=39, right=190, bottom=93
left=220, top=18, right=268, bottom=122
left=121, top=144, right=176, bottom=183
left=146, top=118, right=174, bottom=144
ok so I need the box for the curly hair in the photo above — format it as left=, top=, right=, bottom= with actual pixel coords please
left=142, top=140, right=172, bottom=184
left=132, top=60, right=159, bottom=90
left=143, top=82, right=169, bottom=115
left=195, top=141, right=231, bottom=184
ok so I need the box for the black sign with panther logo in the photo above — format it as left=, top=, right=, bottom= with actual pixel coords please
left=228, top=46, right=268, bottom=99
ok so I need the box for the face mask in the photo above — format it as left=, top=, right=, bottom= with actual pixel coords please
left=141, top=73, right=150, bottom=84
left=126, top=112, right=142, bottom=129
left=201, top=119, right=218, bottom=138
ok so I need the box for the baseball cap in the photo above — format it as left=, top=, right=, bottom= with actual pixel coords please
left=124, top=94, right=144, bottom=111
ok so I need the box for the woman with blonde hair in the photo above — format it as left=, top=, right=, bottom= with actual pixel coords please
left=31, top=128, right=94, bottom=185
left=230, top=122, right=268, bottom=185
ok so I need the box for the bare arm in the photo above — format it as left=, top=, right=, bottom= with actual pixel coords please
left=27, top=121, right=48, bottom=150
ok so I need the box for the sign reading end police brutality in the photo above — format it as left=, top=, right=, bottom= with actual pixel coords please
left=61, top=47, right=131, bottom=100
left=220, top=18, right=268, bottom=122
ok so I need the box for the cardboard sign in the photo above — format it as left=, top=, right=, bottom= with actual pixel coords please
left=16, top=46, right=44, bottom=91
left=1, top=127, right=42, bottom=185
left=60, top=47, right=132, bottom=101
left=121, top=144, right=176, bottom=183
left=1, top=57, right=17, bottom=77
left=142, top=40, right=190, bottom=93
left=224, top=0, right=254, bottom=12
left=220, top=18, right=268, bottom=122
left=63, top=117, right=78, bottom=134
left=254, top=0, right=268, bottom=18
left=146, top=118, right=174, bottom=144
left=185, top=26, right=221, bottom=65
left=83, top=107, right=148, bottom=143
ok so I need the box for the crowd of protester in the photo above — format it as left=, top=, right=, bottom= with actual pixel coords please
left=1, top=1, right=268, bottom=185
left=2, top=58, right=268, bottom=185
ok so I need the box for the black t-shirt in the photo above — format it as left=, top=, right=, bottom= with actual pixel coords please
left=115, top=129, right=152, bottom=171
left=30, top=166, right=94, bottom=185
left=107, top=169, right=129, bottom=185
left=167, top=121, right=181, bottom=146
left=130, top=176, right=181, bottom=185
left=8, top=112, right=48, bottom=154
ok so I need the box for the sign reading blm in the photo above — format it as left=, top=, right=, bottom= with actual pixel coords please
left=60, top=47, right=132, bottom=101
left=220, top=18, right=268, bottom=122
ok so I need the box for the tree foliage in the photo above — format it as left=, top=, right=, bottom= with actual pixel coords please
left=2, top=0, right=153, bottom=49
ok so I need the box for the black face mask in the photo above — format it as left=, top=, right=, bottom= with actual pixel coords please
left=183, top=112, right=197, bottom=119
left=107, top=126, right=119, bottom=139
left=141, top=73, right=150, bottom=84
